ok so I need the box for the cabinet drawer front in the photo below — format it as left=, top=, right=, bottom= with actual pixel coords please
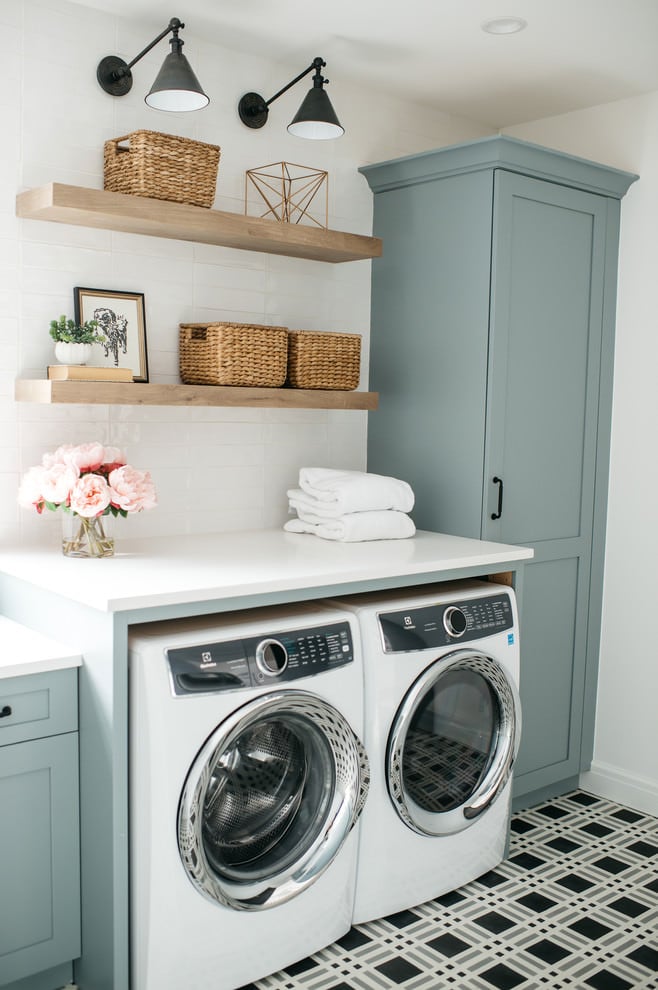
left=0, top=668, right=77, bottom=745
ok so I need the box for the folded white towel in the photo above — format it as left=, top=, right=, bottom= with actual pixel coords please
left=287, top=488, right=410, bottom=520
left=294, top=468, right=415, bottom=515
left=284, top=510, right=416, bottom=543
left=287, top=489, right=348, bottom=519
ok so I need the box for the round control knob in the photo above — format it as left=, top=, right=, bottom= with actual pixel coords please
left=443, top=606, right=467, bottom=638
left=255, top=638, right=288, bottom=676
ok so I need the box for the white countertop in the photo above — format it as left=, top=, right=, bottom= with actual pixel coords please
left=0, top=529, right=533, bottom=613
left=0, top=616, right=82, bottom=679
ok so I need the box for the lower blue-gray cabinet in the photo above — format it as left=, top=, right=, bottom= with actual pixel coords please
left=0, top=668, right=81, bottom=989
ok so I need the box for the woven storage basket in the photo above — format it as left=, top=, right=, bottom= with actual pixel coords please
left=104, top=130, right=220, bottom=208
left=286, top=330, right=361, bottom=390
left=179, top=323, right=288, bottom=387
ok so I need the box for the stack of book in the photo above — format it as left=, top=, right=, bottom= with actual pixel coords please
left=47, top=365, right=134, bottom=382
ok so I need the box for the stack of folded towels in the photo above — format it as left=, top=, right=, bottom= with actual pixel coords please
left=284, top=467, right=416, bottom=543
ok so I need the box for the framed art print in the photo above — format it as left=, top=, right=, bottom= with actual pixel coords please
left=74, top=287, right=149, bottom=382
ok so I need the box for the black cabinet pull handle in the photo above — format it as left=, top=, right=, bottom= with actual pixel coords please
left=491, top=476, right=504, bottom=520
left=0, top=705, right=12, bottom=718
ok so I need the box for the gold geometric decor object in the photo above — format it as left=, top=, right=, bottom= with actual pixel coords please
left=245, top=161, right=328, bottom=229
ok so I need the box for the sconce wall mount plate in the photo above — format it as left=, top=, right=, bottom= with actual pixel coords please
left=238, top=92, right=269, bottom=129
left=97, top=55, right=134, bottom=96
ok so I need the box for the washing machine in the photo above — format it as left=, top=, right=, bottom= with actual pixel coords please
left=128, top=601, right=369, bottom=990
left=328, top=579, right=521, bottom=924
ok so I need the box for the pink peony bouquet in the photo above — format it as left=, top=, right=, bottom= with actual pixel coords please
left=18, top=442, right=157, bottom=519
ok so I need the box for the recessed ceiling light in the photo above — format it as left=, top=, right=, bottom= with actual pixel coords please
left=481, top=16, right=528, bottom=34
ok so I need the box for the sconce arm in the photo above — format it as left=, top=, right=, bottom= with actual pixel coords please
left=238, top=57, right=328, bottom=129
left=125, top=18, right=185, bottom=72
left=264, top=57, right=325, bottom=108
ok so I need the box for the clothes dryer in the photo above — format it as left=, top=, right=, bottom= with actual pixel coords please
left=128, top=602, right=369, bottom=990
left=328, top=580, right=521, bottom=924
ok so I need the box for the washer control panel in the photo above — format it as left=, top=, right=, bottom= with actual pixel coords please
left=166, top=621, right=354, bottom=696
left=378, top=592, right=513, bottom=653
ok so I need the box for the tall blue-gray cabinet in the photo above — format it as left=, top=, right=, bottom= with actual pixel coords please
left=360, top=136, right=637, bottom=807
left=0, top=669, right=81, bottom=990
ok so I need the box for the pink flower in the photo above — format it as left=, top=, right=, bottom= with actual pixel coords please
left=17, top=466, right=47, bottom=511
left=109, top=466, right=158, bottom=513
left=102, top=447, right=126, bottom=472
left=40, top=462, right=79, bottom=505
left=69, top=473, right=111, bottom=518
left=68, top=442, right=106, bottom=474
left=42, top=444, right=76, bottom=469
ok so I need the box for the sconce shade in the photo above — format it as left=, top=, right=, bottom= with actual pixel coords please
left=145, top=50, right=209, bottom=111
left=287, top=85, right=344, bottom=139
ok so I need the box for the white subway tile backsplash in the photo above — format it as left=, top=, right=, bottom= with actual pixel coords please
left=192, top=243, right=266, bottom=270
left=0, top=4, right=22, bottom=29
left=20, top=221, right=112, bottom=252
left=110, top=231, right=195, bottom=261
left=0, top=397, right=18, bottom=428
left=193, top=262, right=268, bottom=293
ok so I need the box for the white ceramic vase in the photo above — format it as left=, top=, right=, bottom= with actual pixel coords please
left=55, top=341, right=93, bottom=365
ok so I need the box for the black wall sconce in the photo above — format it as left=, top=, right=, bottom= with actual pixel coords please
left=97, top=17, right=209, bottom=112
left=238, top=57, right=344, bottom=139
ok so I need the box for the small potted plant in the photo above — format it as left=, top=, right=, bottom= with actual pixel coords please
left=49, top=315, right=106, bottom=365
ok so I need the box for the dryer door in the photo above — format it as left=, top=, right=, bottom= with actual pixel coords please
left=387, top=649, right=520, bottom=836
left=178, top=690, right=369, bottom=911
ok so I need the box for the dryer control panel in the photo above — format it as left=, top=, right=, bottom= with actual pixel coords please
left=165, top=621, right=354, bottom=696
left=378, top=592, right=513, bottom=653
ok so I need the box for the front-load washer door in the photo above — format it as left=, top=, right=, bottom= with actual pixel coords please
left=178, top=690, right=369, bottom=911
left=387, top=650, right=521, bottom=836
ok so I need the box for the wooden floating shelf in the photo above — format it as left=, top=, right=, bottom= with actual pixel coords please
left=15, top=380, right=379, bottom=411
left=16, top=184, right=383, bottom=263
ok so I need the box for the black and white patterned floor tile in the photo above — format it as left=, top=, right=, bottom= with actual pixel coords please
left=241, top=791, right=658, bottom=990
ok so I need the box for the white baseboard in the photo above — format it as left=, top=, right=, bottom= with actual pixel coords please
left=580, top=762, right=658, bottom=818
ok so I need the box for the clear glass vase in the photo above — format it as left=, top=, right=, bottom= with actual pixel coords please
left=61, top=512, right=115, bottom=558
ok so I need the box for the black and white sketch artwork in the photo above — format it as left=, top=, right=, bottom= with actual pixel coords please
left=93, top=307, right=129, bottom=366
left=74, top=288, right=148, bottom=382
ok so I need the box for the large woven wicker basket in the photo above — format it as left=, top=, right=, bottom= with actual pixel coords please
left=104, top=130, right=220, bottom=208
left=286, top=330, right=361, bottom=390
left=179, top=323, right=288, bottom=387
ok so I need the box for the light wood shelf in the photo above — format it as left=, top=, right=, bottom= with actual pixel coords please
left=14, top=379, right=379, bottom=411
left=16, top=184, right=382, bottom=263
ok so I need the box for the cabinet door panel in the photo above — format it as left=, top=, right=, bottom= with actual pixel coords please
left=484, top=171, right=606, bottom=546
left=0, top=733, right=81, bottom=984
left=513, top=554, right=581, bottom=780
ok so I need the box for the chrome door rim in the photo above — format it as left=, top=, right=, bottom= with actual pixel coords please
left=387, top=650, right=521, bottom=836
left=178, top=690, right=369, bottom=911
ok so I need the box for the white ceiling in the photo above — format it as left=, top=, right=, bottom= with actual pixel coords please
left=77, top=0, right=658, bottom=128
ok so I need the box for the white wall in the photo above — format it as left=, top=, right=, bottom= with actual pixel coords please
left=2, top=0, right=491, bottom=548
left=505, top=95, right=658, bottom=815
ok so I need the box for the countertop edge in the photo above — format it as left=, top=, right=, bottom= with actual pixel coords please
left=101, top=544, right=534, bottom=611
left=0, top=615, right=83, bottom=679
